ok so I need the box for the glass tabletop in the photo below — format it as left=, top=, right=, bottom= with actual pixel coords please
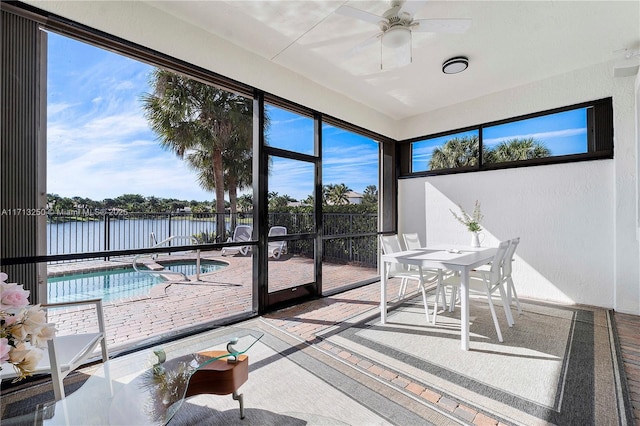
left=22, top=327, right=264, bottom=426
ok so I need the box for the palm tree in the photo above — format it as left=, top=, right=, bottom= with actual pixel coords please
left=224, top=141, right=252, bottom=228
left=269, top=194, right=296, bottom=209
left=237, top=194, right=253, bottom=213
left=484, top=138, right=551, bottom=163
left=362, top=185, right=378, bottom=206
left=429, top=135, right=551, bottom=169
left=327, top=183, right=351, bottom=205
left=142, top=69, right=252, bottom=239
left=303, top=194, right=315, bottom=206
left=429, top=136, right=479, bottom=170
left=145, top=196, right=162, bottom=213
left=321, top=184, right=334, bottom=205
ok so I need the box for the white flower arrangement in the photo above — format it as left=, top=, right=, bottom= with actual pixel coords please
left=450, top=200, right=484, bottom=233
left=0, top=272, right=56, bottom=381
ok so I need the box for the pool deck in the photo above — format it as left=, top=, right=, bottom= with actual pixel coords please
left=47, top=251, right=384, bottom=353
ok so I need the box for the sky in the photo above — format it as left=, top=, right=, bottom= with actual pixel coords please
left=47, top=32, right=379, bottom=203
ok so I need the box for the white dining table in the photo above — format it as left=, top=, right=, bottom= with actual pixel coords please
left=380, top=244, right=497, bottom=351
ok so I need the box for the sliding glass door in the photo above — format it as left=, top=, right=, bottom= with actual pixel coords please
left=262, top=103, right=320, bottom=308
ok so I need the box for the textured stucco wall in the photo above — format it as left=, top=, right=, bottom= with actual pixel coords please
left=398, top=62, right=638, bottom=312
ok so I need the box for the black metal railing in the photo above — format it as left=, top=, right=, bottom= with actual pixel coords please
left=46, top=211, right=378, bottom=266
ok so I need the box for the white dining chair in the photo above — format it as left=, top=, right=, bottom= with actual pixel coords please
left=399, top=232, right=422, bottom=298
left=402, top=232, right=422, bottom=250
left=436, top=240, right=511, bottom=342
left=380, top=235, right=440, bottom=323
left=470, top=237, right=521, bottom=325
left=503, top=237, right=521, bottom=317
left=402, top=232, right=449, bottom=311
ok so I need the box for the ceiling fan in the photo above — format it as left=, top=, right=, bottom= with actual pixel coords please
left=336, top=0, right=471, bottom=70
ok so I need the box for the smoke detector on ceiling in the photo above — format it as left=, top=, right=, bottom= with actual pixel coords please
left=613, top=48, right=640, bottom=78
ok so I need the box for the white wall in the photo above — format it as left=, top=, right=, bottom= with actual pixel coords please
left=398, top=61, right=639, bottom=312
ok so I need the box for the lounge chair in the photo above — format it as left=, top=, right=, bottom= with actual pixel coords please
left=268, top=226, right=287, bottom=259
left=221, top=225, right=252, bottom=256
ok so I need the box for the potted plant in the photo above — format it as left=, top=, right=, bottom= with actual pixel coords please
left=450, top=200, right=484, bottom=247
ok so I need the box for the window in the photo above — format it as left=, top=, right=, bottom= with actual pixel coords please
left=411, top=129, right=479, bottom=172
left=322, top=123, right=380, bottom=294
left=264, top=104, right=315, bottom=155
left=403, top=98, right=613, bottom=176
left=483, top=108, right=588, bottom=165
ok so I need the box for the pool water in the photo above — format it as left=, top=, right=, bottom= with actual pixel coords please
left=162, top=261, right=223, bottom=276
left=47, top=260, right=225, bottom=304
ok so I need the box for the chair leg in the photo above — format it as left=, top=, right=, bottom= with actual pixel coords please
left=484, top=289, right=503, bottom=342
left=399, top=277, right=410, bottom=300
left=448, top=287, right=458, bottom=312
left=440, top=287, right=448, bottom=311
left=508, top=277, right=522, bottom=315
left=419, top=284, right=431, bottom=323
left=496, top=284, right=515, bottom=327
left=432, top=289, right=439, bottom=325
left=48, top=341, right=66, bottom=401
left=51, top=372, right=65, bottom=401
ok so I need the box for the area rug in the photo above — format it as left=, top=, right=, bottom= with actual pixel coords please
left=168, top=320, right=462, bottom=425
left=318, top=296, right=631, bottom=425
left=1, top=318, right=462, bottom=425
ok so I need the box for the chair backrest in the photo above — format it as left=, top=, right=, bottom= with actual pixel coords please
left=380, top=235, right=407, bottom=276
left=502, top=237, right=519, bottom=277
left=402, top=233, right=422, bottom=250
left=268, top=226, right=287, bottom=252
left=268, top=226, right=287, bottom=237
left=233, top=225, right=252, bottom=242
left=487, top=240, right=511, bottom=285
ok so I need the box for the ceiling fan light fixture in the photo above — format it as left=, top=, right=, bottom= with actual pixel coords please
left=381, top=26, right=411, bottom=48
left=381, top=27, right=412, bottom=70
left=442, top=56, right=469, bottom=74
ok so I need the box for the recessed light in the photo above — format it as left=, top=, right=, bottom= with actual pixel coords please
left=442, top=56, right=469, bottom=74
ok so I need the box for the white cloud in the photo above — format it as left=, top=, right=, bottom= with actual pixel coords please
left=484, top=128, right=586, bottom=145
left=48, top=102, right=75, bottom=117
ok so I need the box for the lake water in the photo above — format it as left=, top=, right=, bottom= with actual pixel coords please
left=46, top=217, right=235, bottom=255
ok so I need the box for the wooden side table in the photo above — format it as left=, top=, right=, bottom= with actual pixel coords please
left=185, top=350, right=250, bottom=419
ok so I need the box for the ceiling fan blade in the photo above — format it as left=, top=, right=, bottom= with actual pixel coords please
left=398, top=0, right=428, bottom=17
left=344, top=32, right=383, bottom=58
left=412, top=18, right=472, bottom=34
left=335, top=5, right=383, bottom=25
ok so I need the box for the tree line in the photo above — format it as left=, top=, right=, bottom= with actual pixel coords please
left=47, top=182, right=378, bottom=215
left=47, top=193, right=213, bottom=213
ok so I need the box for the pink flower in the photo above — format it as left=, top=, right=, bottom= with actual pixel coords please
left=0, top=282, right=30, bottom=310
left=0, top=338, right=10, bottom=363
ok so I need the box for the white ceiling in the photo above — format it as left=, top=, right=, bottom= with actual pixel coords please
left=145, top=1, right=639, bottom=121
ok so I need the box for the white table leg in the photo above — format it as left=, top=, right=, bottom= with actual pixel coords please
left=381, top=261, right=388, bottom=324
left=460, top=268, right=470, bottom=351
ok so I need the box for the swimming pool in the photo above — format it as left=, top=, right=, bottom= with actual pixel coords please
left=47, top=260, right=226, bottom=304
